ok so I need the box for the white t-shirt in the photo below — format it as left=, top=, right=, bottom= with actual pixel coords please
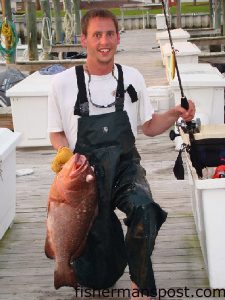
left=48, top=64, right=154, bottom=150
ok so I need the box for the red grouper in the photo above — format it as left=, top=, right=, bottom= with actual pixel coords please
left=45, top=153, right=98, bottom=289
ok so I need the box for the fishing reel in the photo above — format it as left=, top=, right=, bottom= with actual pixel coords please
left=177, top=118, right=201, bottom=134
left=169, top=118, right=201, bottom=141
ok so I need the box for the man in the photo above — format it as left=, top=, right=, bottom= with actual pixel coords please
left=48, top=8, right=195, bottom=298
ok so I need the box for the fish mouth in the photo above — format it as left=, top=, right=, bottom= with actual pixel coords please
left=74, top=153, right=81, bottom=169
left=74, top=153, right=88, bottom=171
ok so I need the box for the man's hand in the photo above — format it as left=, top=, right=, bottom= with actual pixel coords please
left=175, top=99, right=196, bottom=122
left=142, top=99, right=196, bottom=137
left=51, top=147, right=73, bottom=173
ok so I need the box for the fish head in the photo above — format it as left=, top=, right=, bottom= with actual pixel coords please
left=55, top=153, right=96, bottom=203
left=64, top=153, right=94, bottom=181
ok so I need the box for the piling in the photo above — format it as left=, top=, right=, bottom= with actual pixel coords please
left=25, top=0, right=38, bottom=61
left=40, top=0, right=53, bottom=60
left=52, top=0, right=63, bottom=44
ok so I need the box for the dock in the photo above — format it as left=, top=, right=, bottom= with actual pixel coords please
left=0, top=29, right=219, bottom=300
left=3, top=59, right=86, bottom=73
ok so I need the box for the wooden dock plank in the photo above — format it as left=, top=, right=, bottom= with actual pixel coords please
left=0, top=29, right=219, bottom=300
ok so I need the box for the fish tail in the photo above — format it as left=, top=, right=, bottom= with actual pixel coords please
left=54, top=264, right=77, bottom=290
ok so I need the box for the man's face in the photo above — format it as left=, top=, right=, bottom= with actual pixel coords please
left=81, top=17, right=120, bottom=66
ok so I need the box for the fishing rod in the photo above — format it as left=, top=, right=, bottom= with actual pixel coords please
left=160, top=2, right=204, bottom=181
left=161, top=0, right=202, bottom=181
left=161, top=0, right=202, bottom=137
left=161, top=0, right=189, bottom=110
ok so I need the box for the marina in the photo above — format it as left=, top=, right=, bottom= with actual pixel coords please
left=1, top=28, right=223, bottom=300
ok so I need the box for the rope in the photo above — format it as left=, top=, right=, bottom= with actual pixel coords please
left=63, top=9, right=75, bottom=44
left=41, top=16, right=53, bottom=54
left=0, top=18, right=19, bottom=58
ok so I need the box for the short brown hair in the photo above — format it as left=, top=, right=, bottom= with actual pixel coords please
left=81, top=9, right=119, bottom=36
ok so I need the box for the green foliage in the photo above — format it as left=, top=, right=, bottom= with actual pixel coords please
left=169, top=2, right=210, bottom=15
left=17, top=2, right=210, bottom=18
left=81, top=2, right=209, bottom=16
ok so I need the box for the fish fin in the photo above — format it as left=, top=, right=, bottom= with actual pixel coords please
left=44, top=234, right=55, bottom=259
left=54, top=265, right=77, bottom=290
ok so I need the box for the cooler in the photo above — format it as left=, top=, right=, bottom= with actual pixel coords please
left=156, top=28, right=190, bottom=62
left=0, top=128, right=21, bottom=239
left=147, top=85, right=174, bottom=113
left=181, top=125, right=225, bottom=288
left=6, top=71, right=56, bottom=147
left=162, top=41, right=201, bottom=68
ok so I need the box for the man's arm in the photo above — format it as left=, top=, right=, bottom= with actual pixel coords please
left=142, top=100, right=195, bottom=137
left=50, top=131, right=70, bottom=151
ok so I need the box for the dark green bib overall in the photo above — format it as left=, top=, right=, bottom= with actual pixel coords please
left=73, top=64, right=167, bottom=296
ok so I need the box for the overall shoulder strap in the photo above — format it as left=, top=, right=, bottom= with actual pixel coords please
left=127, top=84, right=138, bottom=103
left=115, top=63, right=125, bottom=111
left=74, top=65, right=89, bottom=116
left=115, top=64, right=138, bottom=108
